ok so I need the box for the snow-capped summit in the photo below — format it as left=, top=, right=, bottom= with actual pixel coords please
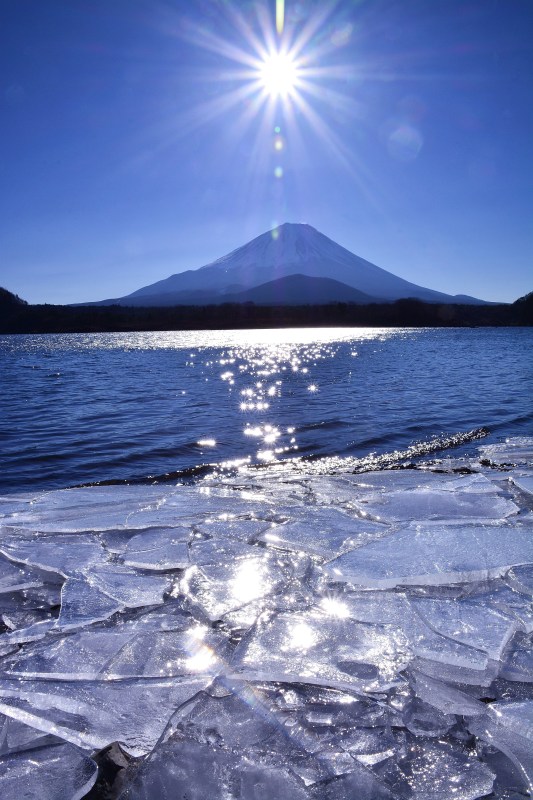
left=93, top=223, right=487, bottom=306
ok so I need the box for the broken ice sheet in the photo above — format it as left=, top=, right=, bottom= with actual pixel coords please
left=325, top=521, right=533, bottom=589
left=464, top=583, right=533, bottom=634
left=354, top=482, right=518, bottom=523
left=181, top=549, right=290, bottom=621
left=216, top=475, right=311, bottom=508
left=2, top=607, right=54, bottom=631
left=122, top=526, right=190, bottom=570
left=309, top=766, right=395, bottom=799
left=506, top=564, right=533, bottom=596
left=433, top=474, right=509, bottom=493
left=410, top=596, right=519, bottom=660
left=298, top=475, right=383, bottom=508
left=220, top=596, right=270, bottom=634
left=0, top=712, right=63, bottom=755
left=125, top=485, right=267, bottom=529
left=193, top=517, right=272, bottom=542
left=0, top=583, right=63, bottom=616
left=344, top=470, right=452, bottom=492
left=83, top=564, right=170, bottom=607
left=165, top=684, right=297, bottom=752
left=509, top=471, right=533, bottom=497
left=320, top=591, right=491, bottom=678
left=99, top=529, right=142, bottom=555
left=411, top=655, right=499, bottom=689
left=0, top=435, right=529, bottom=798
left=0, top=555, right=45, bottom=594
left=231, top=607, right=410, bottom=692
left=479, top=436, right=533, bottom=466
left=0, top=644, right=19, bottom=658
left=0, top=628, right=138, bottom=680
left=0, top=492, right=44, bottom=520
left=0, top=677, right=208, bottom=756
left=120, top=682, right=327, bottom=797
left=392, top=735, right=495, bottom=800
left=401, top=695, right=456, bottom=737
left=117, top=738, right=311, bottom=800
left=1, top=619, right=56, bottom=645
left=0, top=619, right=229, bottom=680
left=256, top=507, right=386, bottom=561
left=0, top=530, right=106, bottom=577
left=0, top=485, right=169, bottom=532
left=410, top=672, right=486, bottom=717
left=0, top=741, right=97, bottom=800
left=468, top=701, right=533, bottom=794
left=118, top=600, right=198, bottom=632
left=188, top=534, right=259, bottom=567
left=57, top=578, right=123, bottom=630
left=340, top=729, right=397, bottom=767
left=500, top=632, right=533, bottom=682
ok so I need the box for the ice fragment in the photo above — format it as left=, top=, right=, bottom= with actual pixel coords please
left=0, top=741, right=97, bottom=800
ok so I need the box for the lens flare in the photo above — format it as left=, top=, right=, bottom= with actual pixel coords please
left=276, top=0, right=285, bottom=36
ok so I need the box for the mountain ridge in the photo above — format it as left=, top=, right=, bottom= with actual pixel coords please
left=85, top=223, right=489, bottom=306
left=107, top=275, right=380, bottom=308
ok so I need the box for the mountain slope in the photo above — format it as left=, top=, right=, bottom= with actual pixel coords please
left=90, top=223, right=488, bottom=306
left=88, top=276, right=377, bottom=308
left=223, top=274, right=378, bottom=305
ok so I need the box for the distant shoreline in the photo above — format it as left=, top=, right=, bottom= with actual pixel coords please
left=1, top=296, right=532, bottom=334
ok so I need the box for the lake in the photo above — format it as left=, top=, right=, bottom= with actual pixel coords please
left=1, top=326, right=531, bottom=493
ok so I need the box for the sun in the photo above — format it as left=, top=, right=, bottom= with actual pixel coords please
left=173, top=4, right=359, bottom=176
left=259, top=51, right=299, bottom=98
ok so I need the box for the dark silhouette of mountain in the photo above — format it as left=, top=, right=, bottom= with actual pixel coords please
left=84, top=223, right=489, bottom=306
left=513, top=290, right=533, bottom=324
left=224, top=274, right=379, bottom=305
left=0, top=287, right=27, bottom=308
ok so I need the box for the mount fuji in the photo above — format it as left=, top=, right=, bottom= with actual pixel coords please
left=90, top=223, right=487, bottom=306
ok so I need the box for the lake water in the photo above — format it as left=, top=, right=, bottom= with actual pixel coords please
left=1, top=326, right=531, bottom=493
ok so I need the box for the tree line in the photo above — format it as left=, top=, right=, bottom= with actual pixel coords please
left=1, top=291, right=532, bottom=334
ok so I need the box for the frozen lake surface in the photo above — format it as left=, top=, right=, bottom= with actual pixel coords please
left=0, top=437, right=532, bottom=798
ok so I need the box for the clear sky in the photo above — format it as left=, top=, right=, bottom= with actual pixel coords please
left=1, top=0, right=532, bottom=304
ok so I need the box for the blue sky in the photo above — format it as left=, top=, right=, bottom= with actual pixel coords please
left=1, top=0, right=532, bottom=304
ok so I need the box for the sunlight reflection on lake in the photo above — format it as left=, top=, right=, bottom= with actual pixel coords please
left=201, top=328, right=401, bottom=464
left=2, top=327, right=531, bottom=492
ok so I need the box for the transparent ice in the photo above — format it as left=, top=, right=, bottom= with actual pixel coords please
left=0, top=437, right=531, bottom=797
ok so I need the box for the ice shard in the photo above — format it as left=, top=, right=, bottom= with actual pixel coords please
left=351, top=485, right=518, bottom=523
left=122, top=527, right=191, bottom=571
left=83, top=564, right=171, bottom=608
left=0, top=620, right=228, bottom=680
left=0, top=677, right=208, bottom=756
left=0, top=556, right=45, bottom=594
left=510, top=471, right=533, bottom=497
left=0, top=531, right=105, bottom=577
left=0, top=741, right=97, bottom=800
left=230, top=607, right=411, bottom=691
left=256, top=508, right=387, bottom=560
left=57, top=578, right=123, bottom=630
left=181, top=551, right=289, bottom=622
left=468, top=701, right=533, bottom=794
left=325, top=522, right=533, bottom=588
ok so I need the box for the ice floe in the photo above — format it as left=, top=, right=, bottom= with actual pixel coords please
left=0, top=437, right=531, bottom=797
